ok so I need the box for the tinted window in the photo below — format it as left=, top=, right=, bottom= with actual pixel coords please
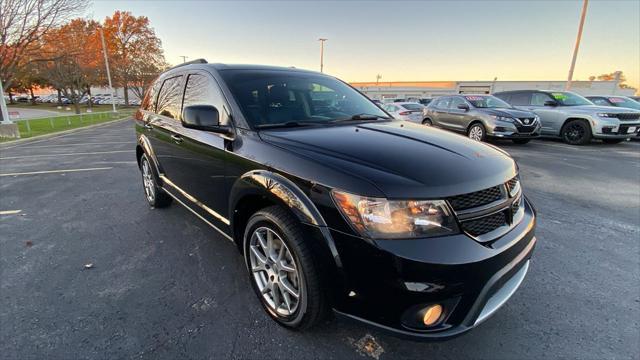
left=589, top=97, right=609, bottom=106
left=182, top=73, right=228, bottom=123
left=219, top=70, right=388, bottom=128
left=401, top=103, right=423, bottom=111
left=156, top=76, right=184, bottom=119
left=464, top=95, right=511, bottom=108
left=531, top=92, right=553, bottom=106
left=509, top=92, right=531, bottom=106
left=142, top=79, right=161, bottom=111
left=436, top=97, right=451, bottom=109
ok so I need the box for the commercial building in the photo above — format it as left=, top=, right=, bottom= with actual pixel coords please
left=350, top=80, right=636, bottom=102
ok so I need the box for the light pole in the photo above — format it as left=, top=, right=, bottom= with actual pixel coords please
left=180, top=55, right=188, bottom=63
left=318, top=38, right=327, bottom=73
left=566, top=0, right=589, bottom=91
left=100, top=28, right=117, bottom=113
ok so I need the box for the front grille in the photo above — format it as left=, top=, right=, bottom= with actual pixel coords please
left=612, top=113, right=640, bottom=121
left=516, top=125, right=536, bottom=133
left=447, top=186, right=503, bottom=211
left=462, top=211, right=507, bottom=237
left=517, top=117, right=535, bottom=124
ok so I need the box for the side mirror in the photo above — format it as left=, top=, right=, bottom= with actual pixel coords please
left=457, top=103, right=470, bottom=111
left=182, top=105, right=229, bottom=134
left=543, top=100, right=558, bottom=107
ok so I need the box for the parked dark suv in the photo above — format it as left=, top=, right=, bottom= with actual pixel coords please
left=423, top=95, right=541, bottom=144
left=134, top=60, right=537, bottom=340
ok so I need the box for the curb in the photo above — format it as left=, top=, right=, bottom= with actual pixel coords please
left=0, top=117, right=132, bottom=148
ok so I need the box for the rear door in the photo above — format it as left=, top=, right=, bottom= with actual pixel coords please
left=431, top=97, right=452, bottom=128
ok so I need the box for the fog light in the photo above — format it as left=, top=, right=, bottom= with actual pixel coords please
left=422, top=304, right=443, bottom=326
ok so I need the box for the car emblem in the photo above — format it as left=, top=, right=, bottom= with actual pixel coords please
left=524, top=119, right=530, bottom=124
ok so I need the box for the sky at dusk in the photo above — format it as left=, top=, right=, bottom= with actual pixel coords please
left=89, top=0, right=640, bottom=89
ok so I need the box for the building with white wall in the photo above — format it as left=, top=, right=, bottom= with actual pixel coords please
left=350, top=80, right=637, bottom=102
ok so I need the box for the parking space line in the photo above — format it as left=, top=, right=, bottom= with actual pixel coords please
left=0, top=167, right=113, bottom=177
left=0, top=209, right=22, bottom=215
left=0, top=150, right=132, bottom=160
left=15, top=141, right=133, bottom=149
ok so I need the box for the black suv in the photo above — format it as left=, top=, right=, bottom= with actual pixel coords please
left=134, top=60, right=537, bottom=340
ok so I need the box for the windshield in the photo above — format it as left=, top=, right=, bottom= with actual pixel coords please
left=608, top=97, right=640, bottom=110
left=549, top=92, right=593, bottom=106
left=464, top=95, right=511, bottom=109
left=219, top=69, right=389, bottom=128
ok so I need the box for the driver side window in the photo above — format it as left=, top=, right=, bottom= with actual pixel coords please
left=531, top=92, right=553, bottom=106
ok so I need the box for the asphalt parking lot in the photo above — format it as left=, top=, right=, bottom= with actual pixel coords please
left=1, top=119, right=639, bottom=359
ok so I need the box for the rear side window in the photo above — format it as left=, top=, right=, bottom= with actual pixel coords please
left=509, top=92, right=531, bottom=106
left=401, top=103, right=423, bottom=111
left=590, top=98, right=608, bottom=106
left=156, top=76, right=184, bottom=119
left=141, top=79, right=161, bottom=111
left=436, top=97, right=451, bottom=109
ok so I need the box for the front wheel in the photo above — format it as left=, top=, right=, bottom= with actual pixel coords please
left=561, top=120, right=592, bottom=145
left=602, top=138, right=625, bottom=144
left=512, top=139, right=531, bottom=144
left=468, top=123, right=486, bottom=141
left=422, top=118, right=433, bottom=126
left=244, top=206, right=328, bottom=330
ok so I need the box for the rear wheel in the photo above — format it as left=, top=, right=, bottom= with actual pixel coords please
left=140, top=154, right=172, bottom=208
left=512, top=139, right=531, bottom=144
left=468, top=123, right=486, bottom=141
left=561, top=119, right=592, bottom=145
left=422, top=118, right=433, bottom=126
left=602, top=138, right=624, bottom=144
left=244, top=206, right=328, bottom=329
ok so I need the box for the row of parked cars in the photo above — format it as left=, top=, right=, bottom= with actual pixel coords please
left=12, top=93, right=142, bottom=106
left=376, top=92, right=640, bottom=145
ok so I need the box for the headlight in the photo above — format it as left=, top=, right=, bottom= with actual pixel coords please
left=491, top=115, right=515, bottom=122
left=534, top=115, right=540, bottom=121
left=332, top=190, right=459, bottom=239
left=597, top=113, right=614, bottom=118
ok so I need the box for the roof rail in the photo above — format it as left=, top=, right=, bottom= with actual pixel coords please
left=169, top=58, right=208, bottom=70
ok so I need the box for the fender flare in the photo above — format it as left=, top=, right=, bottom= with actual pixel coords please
left=137, top=134, right=164, bottom=184
left=229, top=170, right=344, bottom=270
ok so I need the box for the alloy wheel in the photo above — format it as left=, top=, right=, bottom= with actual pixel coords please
left=469, top=125, right=484, bottom=141
left=564, top=123, right=585, bottom=142
left=141, top=159, right=156, bottom=203
left=249, top=226, right=301, bottom=316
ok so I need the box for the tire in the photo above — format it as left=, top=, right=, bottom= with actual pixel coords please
left=243, top=206, right=328, bottom=330
left=422, top=118, right=433, bottom=126
left=139, top=154, right=172, bottom=208
left=512, top=139, right=531, bottom=144
left=468, top=123, right=486, bottom=141
left=561, top=119, right=592, bottom=145
left=602, top=138, right=625, bottom=144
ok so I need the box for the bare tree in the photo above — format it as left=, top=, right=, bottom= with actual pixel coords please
left=0, top=0, right=88, bottom=91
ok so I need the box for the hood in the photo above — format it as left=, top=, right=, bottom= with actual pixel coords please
left=478, top=107, right=536, bottom=118
left=259, top=121, right=517, bottom=199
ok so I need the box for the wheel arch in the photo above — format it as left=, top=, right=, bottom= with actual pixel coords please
left=467, top=119, right=485, bottom=133
left=136, top=134, right=163, bottom=184
left=560, top=117, right=592, bottom=135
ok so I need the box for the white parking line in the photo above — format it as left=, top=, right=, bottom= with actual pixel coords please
left=0, top=210, right=22, bottom=215
left=0, top=167, right=113, bottom=177
left=0, top=150, right=131, bottom=160
left=15, top=141, right=133, bottom=149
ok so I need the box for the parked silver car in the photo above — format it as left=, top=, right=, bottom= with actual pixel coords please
left=585, top=95, right=640, bottom=110
left=422, top=95, right=541, bottom=144
left=494, top=90, right=640, bottom=144
left=381, top=102, right=424, bottom=123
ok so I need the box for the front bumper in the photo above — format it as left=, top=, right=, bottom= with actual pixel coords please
left=487, top=121, right=541, bottom=139
left=594, top=122, right=639, bottom=139
left=329, top=197, right=537, bottom=340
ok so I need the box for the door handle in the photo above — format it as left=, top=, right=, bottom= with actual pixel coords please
left=171, top=134, right=183, bottom=144
left=143, top=123, right=153, bottom=130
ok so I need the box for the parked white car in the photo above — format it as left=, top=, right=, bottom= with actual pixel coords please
left=381, top=102, right=425, bottom=123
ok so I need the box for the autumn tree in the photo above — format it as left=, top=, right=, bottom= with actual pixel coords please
left=0, top=0, right=88, bottom=91
left=36, top=19, right=102, bottom=114
left=588, top=71, right=634, bottom=89
left=102, top=11, right=165, bottom=105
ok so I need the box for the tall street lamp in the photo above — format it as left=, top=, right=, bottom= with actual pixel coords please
left=318, top=38, right=328, bottom=73
left=566, top=0, right=589, bottom=91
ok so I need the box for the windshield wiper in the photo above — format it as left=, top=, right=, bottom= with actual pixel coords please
left=255, top=121, right=322, bottom=130
left=330, top=113, right=391, bottom=123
